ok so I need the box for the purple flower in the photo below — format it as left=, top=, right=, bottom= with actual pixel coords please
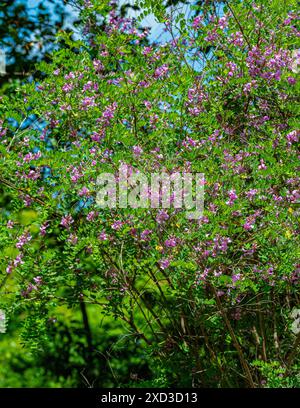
left=287, top=77, right=296, bottom=85
left=142, top=46, right=152, bottom=55
left=192, top=16, right=203, bottom=28
left=102, top=102, right=117, bottom=119
left=132, top=145, right=143, bottom=157
left=164, top=237, right=177, bottom=248
left=213, top=236, right=231, bottom=254
left=60, top=214, right=74, bottom=229
left=144, top=100, right=151, bottom=110
left=156, top=210, right=169, bottom=224
left=23, top=195, right=32, bottom=207
left=159, top=258, right=170, bottom=270
left=243, top=219, right=254, bottom=231
left=62, top=83, right=73, bottom=93
left=230, top=31, right=244, bottom=47
left=65, top=71, right=75, bottom=80
left=138, top=80, right=149, bottom=88
left=232, top=273, right=241, bottom=283
left=226, top=189, right=238, bottom=206
left=16, top=232, right=32, bottom=249
left=98, top=231, right=108, bottom=241
left=78, top=186, right=90, bottom=197
left=7, top=253, right=24, bottom=274
left=97, top=102, right=118, bottom=127
left=86, top=211, right=98, bottom=221
left=195, top=268, right=210, bottom=284
left=111, top=220, right=123, bottom=230
left=6, top=265, right=13, bottom=274
left=93, top=59, right=104, bottom=72
left=245, top=189, right=258, bottom=200
left=218, top=16, right=228, bottom=30
left=40, top=222, right=48, bottom=237
left=91, top=131, right=104, bottom=142
left=154, top=64, right=169, bottom=79
left=7, top=220, right=14, bottom=229
left=140, top=229, right=152, bottom=240
left=258, top=159, right=267, bottom=170
left=286, top=130, right=299, bottom=145
left=13, top=254, right=24, bottom=267
left=67, top=234, right=78, bottom=245
left=81, top=96, right=97, bottom=109
left=33, top=276, right=43, bottom=285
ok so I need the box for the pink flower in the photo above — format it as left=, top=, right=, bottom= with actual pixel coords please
left=0, top=120, right=7, bottom=137
left=232, top=273, right=241, bottom=283
left=140, top=229, right=152, bottom=240
left=218, top=16, right=228, bottom=30
left=33, top=276, right=43, bottom=285
left=288, top=77, right=296, bottom=85
left=111, top=220, right=123, bottom=230
left=164, top=237, right=177, bottom=248
left=98, top=231, right=108, bottom=241
left=192, top=16, right=203, bottom=28
left=144, top=100, right=152, bottom=110
left=243, top=220, right=254, bottom=231
left=132, top=145, right=143, bottom=157
left=62, top=83, right=73, bottom=93
left=64, top=71, right=75, bottom=80
left=67, top=234, right=78, bottom=245
left=40, top=222, right=48, bottom=237
left=60, top=215, right=74, bottom=229
left=78, top=186, right=90, bottom=197
left=226, top=189, right=238, bottom=206
left=81, top=96, right=96, bottom=109
left=258, top=159, right=267, bottom=170
left=245, top=189, right=258, bottom=200
left=93, top=59, right=104, bottom=72
left=16, top=232, right=32, bottom=249
left=156, top=210, right=169, bottom=224
left=154, top=64, right=169, bottom=79
left=7, top=220, right=14, bottom=229
left=23, top=195, right=32, bottom=207
left=86, top=211, right=98, bottom=221
left=7, top=254, right=24, bottom=273
left=142, top=46, right=153, bottom=55
left=286, top=130, right=299, bottom=145
left=6, top=265, right=13, bottom=274
left=159, top=258, right=170, bottom=270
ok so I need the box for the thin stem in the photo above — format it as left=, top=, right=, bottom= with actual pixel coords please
left=211, top=285, right=256, bottom=388
left=79, top=297, right=93, bottom=354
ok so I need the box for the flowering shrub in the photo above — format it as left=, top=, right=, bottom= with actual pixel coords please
left=0, top=0, right=299, bottom=387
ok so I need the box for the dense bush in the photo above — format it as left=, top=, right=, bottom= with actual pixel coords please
left=0, top=0, right=299, bottom=387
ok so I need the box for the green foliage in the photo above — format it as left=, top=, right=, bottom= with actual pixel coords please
left=252, top=360, right=300, bottom=388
